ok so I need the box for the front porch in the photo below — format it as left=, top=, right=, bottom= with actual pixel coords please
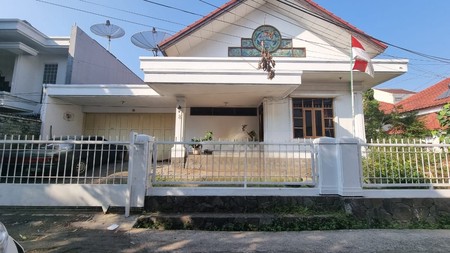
left=155, top=140, right=315, bottom=187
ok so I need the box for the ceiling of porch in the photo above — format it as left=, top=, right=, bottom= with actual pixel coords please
left=149, top=83, right=299, bottom=107
left=47, top=83, right=297, bottom=110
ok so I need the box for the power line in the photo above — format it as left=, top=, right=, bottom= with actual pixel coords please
left=198, top=0, right=449, bottom=87
left=35, top=0, right=169, bottom=32
left=79, top=0, right=186, bottom=27
left=33, top=0, right=448, bottom=89
left=276, top=0, right=450, bottom=64
left=142, top=0, right=203, bottom=17
left=35, top=0, right=236, bottom=45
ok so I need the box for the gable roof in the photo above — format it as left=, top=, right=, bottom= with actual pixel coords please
left=158, top=0, right=387, bottom=55
left=396, top=77, right=450, bottom=112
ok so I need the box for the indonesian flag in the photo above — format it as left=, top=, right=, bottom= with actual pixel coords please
left=351, top=36, right=374, bottom=77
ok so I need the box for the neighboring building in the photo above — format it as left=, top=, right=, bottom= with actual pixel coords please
left=0, top=19, right=143, bottom=115
left=42, top=0, right=408, bottom=144
left=373, top=88, right=415, bottom=104
left=373, top=88, right=415, bottom=115
left=393, top=77, right=450, bottom=130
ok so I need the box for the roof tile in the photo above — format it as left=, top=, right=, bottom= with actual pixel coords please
left=395, top=77, right=450, bottom=112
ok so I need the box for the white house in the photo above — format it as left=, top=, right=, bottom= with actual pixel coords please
left=41, top=0, right=408, bottom=144
left=373, top=88, right=415, bottom=105
left=0, top=19, right=143, bottom=125
left=0, top=19, right=68, bottom=113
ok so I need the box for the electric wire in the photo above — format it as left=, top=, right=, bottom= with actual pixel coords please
left=32, top=0, right=449, bottom=91
left=277, top=0, right=450, bottom=63
left=35, top=0, right=236, bottom=45
left=79, top=0, right=186, bottom=28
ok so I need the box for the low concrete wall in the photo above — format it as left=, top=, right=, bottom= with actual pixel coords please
left=0, top=114, right=41, bottom=137
left=345, top=198, right=450, bottom=224
left=145, top=196, right=450, bottom=224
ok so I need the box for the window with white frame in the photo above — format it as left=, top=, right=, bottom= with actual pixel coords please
left=292, top=98, right=335, bottom=138
left=43, top=64, right=58, bottom=84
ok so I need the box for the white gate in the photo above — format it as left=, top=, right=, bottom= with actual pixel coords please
left=0, top=133, right=152, bottom=215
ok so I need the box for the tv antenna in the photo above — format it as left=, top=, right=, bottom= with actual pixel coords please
left=90, top=20, right=125, bottom=51
left=131, top=27, right=171, bottom=56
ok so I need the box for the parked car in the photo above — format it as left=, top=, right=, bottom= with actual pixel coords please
left=0, top=222, right=24, bottom=253
left=1, top=136, right=128, bottom=177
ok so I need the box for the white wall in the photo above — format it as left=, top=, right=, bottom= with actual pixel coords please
left=264, top=98, right=292, bottom=142
left=185, top=115, right=258, bottom=141
left=373, top=89, right=395, bottom=104
left=373, top=89, right=414, bottom=104
left=41, top=97, right=84, bottom=138
left=69, top=26, right=143, bottom=84
left=11, top=54, right=67, bottom=102
left=333, top=93, right=353, bottom=138
left=174, top=4, right=348, bottom=61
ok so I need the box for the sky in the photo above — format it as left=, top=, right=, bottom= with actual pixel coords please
left=3, top=0, right=450, bottom=92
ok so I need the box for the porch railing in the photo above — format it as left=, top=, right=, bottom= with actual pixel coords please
left=361, top=139, right=450, bottom=189
left=150, top=141, right=316, bottom=187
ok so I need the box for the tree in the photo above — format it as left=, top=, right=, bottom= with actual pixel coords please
left=363, top=89, right=427, bottom=140
left=387, top=108, right=427, bottom=138
left=434, top=103, right=450, bottom=141
left=363, top=89, right=389, bottom=140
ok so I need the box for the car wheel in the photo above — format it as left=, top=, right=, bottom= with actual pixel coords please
left=73, top=161, right=87, bottom=176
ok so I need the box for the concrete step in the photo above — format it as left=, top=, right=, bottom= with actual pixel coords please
left=134, top=212, right=352, bottom=231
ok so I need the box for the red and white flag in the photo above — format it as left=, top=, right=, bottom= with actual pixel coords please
left=351, top=36, right=374, bottom=77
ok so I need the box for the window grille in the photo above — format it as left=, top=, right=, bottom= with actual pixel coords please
left=43, top=64, right=58, bottom=84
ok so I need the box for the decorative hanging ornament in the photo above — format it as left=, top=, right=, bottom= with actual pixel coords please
left=257, top=41, right=276, bottom=80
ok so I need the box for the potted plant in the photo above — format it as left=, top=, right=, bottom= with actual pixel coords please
left=191, top=131, right=213, bottom=155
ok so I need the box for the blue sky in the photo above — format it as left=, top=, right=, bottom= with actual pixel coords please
left=4, top=0, right=450, bottom=92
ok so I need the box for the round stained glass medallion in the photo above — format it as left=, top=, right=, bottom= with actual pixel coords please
left=252, top=25, right=282, bottom=53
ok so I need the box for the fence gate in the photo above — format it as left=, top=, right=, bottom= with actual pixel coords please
left=0, top=133, right=151, bottom=215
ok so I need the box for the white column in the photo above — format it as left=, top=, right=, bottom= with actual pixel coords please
left=337, top=137, right=363, bottom=196
left=126, top=133, right=154, bottom=216
left=353, top=91, right=366, bottom=142
left=314, top=137, right=339, bottom=194
left=314, top=137, right=363, bottom=196
left=171, top=97, right=186, bottom=158
left=263, top=98, right=291, bottom=142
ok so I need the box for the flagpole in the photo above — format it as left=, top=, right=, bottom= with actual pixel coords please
left=350, top=40, right=356, bottom=137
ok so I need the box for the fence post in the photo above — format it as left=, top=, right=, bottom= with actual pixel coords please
left=125, top=133, right=154, bottom=217
left=314, top=137, right=339, bottom=194
left=337, top=138, right=362, bottom=196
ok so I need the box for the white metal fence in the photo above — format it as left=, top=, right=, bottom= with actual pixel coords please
left=4, top=134, right=450, bottom=207
left=1, top=135, right=129, bottom=184
left=0, top=133, right=150, bottom=214
left=361, top=139, right=450, bottom=189
left=149, top=140, right=316, bottom=187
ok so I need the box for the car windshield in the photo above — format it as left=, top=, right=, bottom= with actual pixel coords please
left=41, top=143, right=73, bottom=150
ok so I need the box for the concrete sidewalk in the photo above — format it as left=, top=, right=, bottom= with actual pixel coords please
left=1, top=208, right=450, bottom=252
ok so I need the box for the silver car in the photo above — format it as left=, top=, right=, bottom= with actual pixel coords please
left=0, top=222, right=24, bottom=253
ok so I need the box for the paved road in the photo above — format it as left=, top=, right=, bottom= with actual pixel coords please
left=1, top=208, right=450, bottom=253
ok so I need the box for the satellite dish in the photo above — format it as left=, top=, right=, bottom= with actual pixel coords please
left=90, top=20, right=125, bottom=51
left=131, top=28, right=171, bottom=56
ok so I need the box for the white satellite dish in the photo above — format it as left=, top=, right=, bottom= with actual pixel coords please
left=131, top=28, right=171, bottom=56
left=90, top=20, right=125, bottom=51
